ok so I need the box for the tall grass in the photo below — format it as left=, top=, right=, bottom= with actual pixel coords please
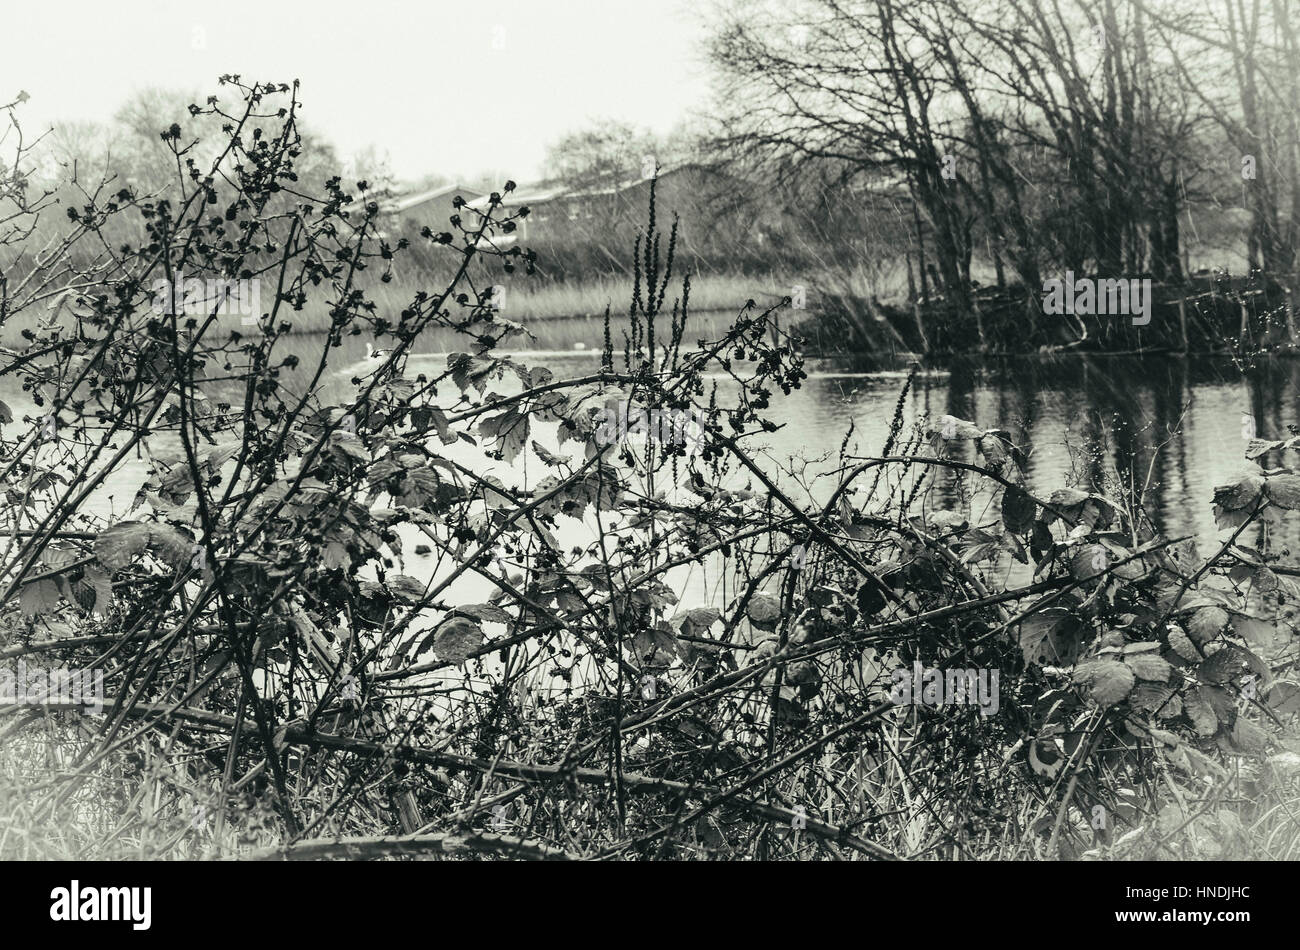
left=0, top=273, right=826, bottom=345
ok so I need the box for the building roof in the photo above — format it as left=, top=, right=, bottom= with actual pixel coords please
left=464, top=183, right=570, bottom=212
left=385, top=183, right=483, bottom=215
left=463, top=164, right=716, bottom=212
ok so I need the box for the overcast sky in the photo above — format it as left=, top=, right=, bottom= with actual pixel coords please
left=3, top=0, right=712, bottom=184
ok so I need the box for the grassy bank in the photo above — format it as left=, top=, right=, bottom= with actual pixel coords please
left=0, top=272, right=802, bottom=345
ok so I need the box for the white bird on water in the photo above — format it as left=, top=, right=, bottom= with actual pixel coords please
left=340, top=341, right=391, bottom=377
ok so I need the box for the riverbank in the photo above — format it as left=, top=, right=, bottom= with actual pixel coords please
left=801, top=273, right=1300, bottom=357
left=8, top=267, right=1297, bottom=362
left=0, top=271, right=795, bottom=345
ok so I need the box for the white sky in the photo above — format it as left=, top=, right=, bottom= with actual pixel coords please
left=2, top=0, right=712, bottom=184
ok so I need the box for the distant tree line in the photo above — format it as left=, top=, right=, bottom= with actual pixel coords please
left=705, top=0, right=1300, bottom=316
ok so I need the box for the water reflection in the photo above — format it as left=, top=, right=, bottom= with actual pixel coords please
left=3, top=314, right=1292, bottom=551
left=787, top=354, right=1284, bottom=544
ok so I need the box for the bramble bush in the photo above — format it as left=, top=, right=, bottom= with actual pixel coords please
left=0, top=80, right=1296, bottom=860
